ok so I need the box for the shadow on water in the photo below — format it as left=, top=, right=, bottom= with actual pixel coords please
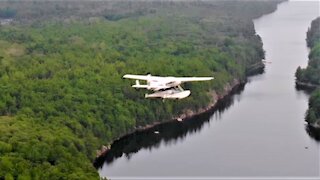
left=295, top=83, right=317, bottom=95
left=94, top=60, right=266, bottom=169
left=94, top=83, right=246, bottom=169
left=305, top=125, right=320, bottom=142
left=295, top=85, right=320, bottom=142
left=94, top=84, right=245, bottom=168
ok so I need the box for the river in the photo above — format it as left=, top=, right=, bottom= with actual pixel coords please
left=98, top=1, right=320, bottom=178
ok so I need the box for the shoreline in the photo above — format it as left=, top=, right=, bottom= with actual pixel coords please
left=295, top=81, right=320, bottom=130
left=95, top=62, right=264, bottom=158
left=295, top=81, right=319, bottom=91
left=95, top=63, right=263, bottom=158
left=93, top=79, right=247, bottom=168
left=95, top=80, right=244, bottom=157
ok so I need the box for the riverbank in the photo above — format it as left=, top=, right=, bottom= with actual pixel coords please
left=0, top=1, right=284, bottom=179
left=94, top=77, right=247, bottom=165
left=95, top=65, right=263, bottom=158
left=98, top=1, right=320, bottom=177
left=296, top=81, right=319, bottom=91
left=295, top=17, right=320, bottom=131
left=95, top=60, right=265, bottom=158
left=306, top=90, right=320, bottom=130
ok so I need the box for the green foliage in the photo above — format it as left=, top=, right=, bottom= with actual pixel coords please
left=307, top=90, right=320, bottom=125
left=0, top=116, right=99, bottom=179
left=307, top=17, right=320, bottom=48
left=0, top=0, right=282, bottom=178
left=296, top=17, right=320, bottom=126
left=296, top=17, right=320, bottom=86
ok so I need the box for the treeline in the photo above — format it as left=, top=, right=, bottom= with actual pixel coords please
left=0, top=1, right=282, bottom=179
left=307, top=91, right=320, bottom=127
left=296, top=17, right=320, bottom=127
left=296, top=17, right=320, bottom=86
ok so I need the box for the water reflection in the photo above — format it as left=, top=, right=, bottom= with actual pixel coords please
left=94, top=83, right=245, bottom=168
left=306, top=125, right=320, bottom=142
left=295, top=85, right=320, bottom=142
left=295, top=83, right=317, bottom=94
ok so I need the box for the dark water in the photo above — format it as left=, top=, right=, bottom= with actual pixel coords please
left=98, top=1, right=320, bottom=178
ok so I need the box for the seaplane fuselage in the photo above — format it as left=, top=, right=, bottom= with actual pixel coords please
left=123, top=74, right=213, bottom=99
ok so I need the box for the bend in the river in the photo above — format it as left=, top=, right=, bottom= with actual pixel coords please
left=98, top=1, right=320, bottom=178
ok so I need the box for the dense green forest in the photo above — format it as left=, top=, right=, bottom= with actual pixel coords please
left=296, top=17, right=320, bottom=127
left=307, top=90, right=320, bottom=127
left=296, top=17, right=320, bottom=86
left=0, top=1, right=282, bottom=179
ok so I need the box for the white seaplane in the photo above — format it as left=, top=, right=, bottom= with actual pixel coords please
left=123, top=74, right=214, bottom=99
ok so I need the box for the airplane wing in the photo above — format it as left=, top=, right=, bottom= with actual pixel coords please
left=173, top=77, right=214, bottom=82
left=123, top=74, right=213, bottom=82
left=123, top=74, right=153, bottom=81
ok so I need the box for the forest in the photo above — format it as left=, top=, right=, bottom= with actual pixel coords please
left=0, top=1, right=282, bottom=179
left=296, top=17, right=320, bottom=128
